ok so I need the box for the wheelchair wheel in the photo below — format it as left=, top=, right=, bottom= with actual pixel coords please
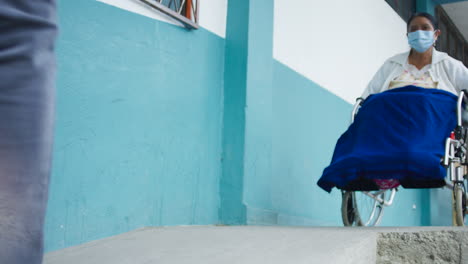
left=341, top=191, right=356, bottom=226
left=341, top=190, right=385, bottom=226
left=453, top=184, right=466, bottom=226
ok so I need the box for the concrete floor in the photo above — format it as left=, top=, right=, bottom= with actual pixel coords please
left=44, top=226, right=468, bottom=264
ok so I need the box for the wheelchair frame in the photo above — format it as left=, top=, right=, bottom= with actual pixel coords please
left=341, top=90, right=468, bottom=227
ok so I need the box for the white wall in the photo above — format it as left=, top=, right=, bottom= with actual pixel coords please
left=273, top=0, right=409, bottom=103
left=97, top=0, right=228, bottom=38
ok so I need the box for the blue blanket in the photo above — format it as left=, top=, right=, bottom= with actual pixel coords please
left=317, top=86, right=458, bottom=192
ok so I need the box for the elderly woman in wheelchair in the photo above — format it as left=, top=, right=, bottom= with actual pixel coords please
left=317, top=12, right=468, bottom=226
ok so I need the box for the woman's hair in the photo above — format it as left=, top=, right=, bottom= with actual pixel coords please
left=407, top=12, right=438, bottom=31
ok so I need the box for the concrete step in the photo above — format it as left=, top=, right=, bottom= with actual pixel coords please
left=44, top=226, right=468, bottom=264
left=377, top=229, right=468, bottom=264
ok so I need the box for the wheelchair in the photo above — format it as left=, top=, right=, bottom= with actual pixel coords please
left=341, top=90, right=468, bottom=227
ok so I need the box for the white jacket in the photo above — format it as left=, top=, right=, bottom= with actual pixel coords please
left=361, top=48, right=468, bottom=99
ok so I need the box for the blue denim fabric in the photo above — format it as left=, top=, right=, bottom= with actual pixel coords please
left=0, top=1, right=57, bottom=263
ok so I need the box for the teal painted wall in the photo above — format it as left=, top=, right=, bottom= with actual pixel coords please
left=219, top=0, right=249, bottom=225
left=417, top=0, right=437, bottom=14
left=430, top=188, right=452, bottom=225
left=270, top=60, right=351, bottom=225
left=243, top=0, right=274, bottom=222
left=45, top=0, right=225, bottom=251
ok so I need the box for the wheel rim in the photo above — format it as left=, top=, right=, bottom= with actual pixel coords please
left=355, top=191, right=385, bottom=226
left=346, top=195, right=355, bottom=223
left=454, top=184, right=466, bottom=226
left=341, top=191, right=356, bottom=226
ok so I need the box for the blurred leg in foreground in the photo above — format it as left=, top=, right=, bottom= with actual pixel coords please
left=0, top=1, right=57, bottom=263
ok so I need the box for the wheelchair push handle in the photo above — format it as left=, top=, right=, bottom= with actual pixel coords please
left=457, top=90, right=468, bottom=127
left=351, top=97, right=364, bottom=124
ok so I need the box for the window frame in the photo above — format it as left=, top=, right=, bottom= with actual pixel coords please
left=137, top=0, right=199, bottom=29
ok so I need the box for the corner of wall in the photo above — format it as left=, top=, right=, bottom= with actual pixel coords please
left=219, top=0, right=250, bottom=225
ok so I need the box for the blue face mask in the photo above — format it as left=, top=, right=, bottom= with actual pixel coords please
left=408, top=30, right=435, bottom=53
